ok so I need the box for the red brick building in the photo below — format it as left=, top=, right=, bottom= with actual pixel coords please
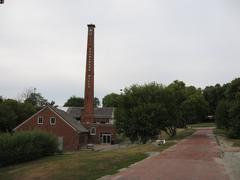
left=14, top=24, right=117, bottom=151
left=14, top=106, right=116, bottom=151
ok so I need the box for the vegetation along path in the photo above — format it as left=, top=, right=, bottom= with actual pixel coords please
left=105, top=128, right=230, bottom=180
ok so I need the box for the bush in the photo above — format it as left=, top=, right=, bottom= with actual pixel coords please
left=228, top=119, right=240, bottom=138
left=215, top=100, right=230, bottom=129
left=0, top=131, right=59, bottom=166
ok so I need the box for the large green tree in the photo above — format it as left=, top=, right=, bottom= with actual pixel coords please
left=115, top=82, right=183, bottom=143
left=215, top=100, right=230, bottom=129
left=64, top=96, right=84, bottom=107
left=64, top=96, right=100, bottom=107
left=102, top=93, right=120, bottom=107
left=0, top=103, right=17, bottom=132
left=203, top=84, right=225, bottom=114
left=181, top=93, right=209, bottom=124
left=0, top=98, right=36, bottom=132
left=214, top=78, right=240, bottom=138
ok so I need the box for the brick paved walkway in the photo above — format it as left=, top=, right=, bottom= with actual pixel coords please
left=109, top=129, right=230, bottom=180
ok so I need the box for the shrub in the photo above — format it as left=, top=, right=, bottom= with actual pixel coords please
left=215, top=100, right=230, bottom=129
left=0, top=131, right=59, bottom=166
left=228, top=119, right=240, bottom=138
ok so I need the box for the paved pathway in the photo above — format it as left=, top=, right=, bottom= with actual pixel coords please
left=109, top=129, right=230, bottom=180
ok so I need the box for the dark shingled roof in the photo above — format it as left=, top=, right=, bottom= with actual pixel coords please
left=66, top=107, right=114, bottom=119
left=49, top=106, right=88, bottom=133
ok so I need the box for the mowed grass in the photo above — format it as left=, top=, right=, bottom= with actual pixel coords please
left=168, top=128, right=196, bottom=140
left=0, top=129, right=195, bottom=180
left=189, top=122, right=216, bottom=128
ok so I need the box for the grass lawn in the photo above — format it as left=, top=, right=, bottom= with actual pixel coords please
left=0, top=129, right=195, bottom=180
left=168, top=128, right=196, bottom=140
left=213, top=128, right=240, bottom=147
left=189, top=122, right=216, bottom=128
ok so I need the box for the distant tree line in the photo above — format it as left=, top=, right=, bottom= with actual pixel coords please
left=206, top=78, right=240, bottom=138
left=2, top=77, right=240, bottom=141
left=102, top=78, right=240, bottom=143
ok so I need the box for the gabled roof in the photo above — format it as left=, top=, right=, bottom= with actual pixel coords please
left=14, top=106, right=88, bottom=133
left=64, top=107, right=114, bottom=119
left=49, top=106, right=88, bottom=133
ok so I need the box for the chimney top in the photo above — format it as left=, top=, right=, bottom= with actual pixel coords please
left=88, top=24, right=95, bottom=28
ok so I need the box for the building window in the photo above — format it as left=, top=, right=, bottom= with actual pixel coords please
left=90, top=127, right=96, bottom=135
left=50, top=117, right=56, bottom=125
left=37, top=116, right=44, bottom=124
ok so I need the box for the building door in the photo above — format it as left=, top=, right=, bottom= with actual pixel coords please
left=58, top=137, right=63, bottom=151
left=102, top=134, right=111, bottom=144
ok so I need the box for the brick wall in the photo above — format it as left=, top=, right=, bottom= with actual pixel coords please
left=15, top=107, right=82, bottom=151
left=83, top=123, right=116, bottom=144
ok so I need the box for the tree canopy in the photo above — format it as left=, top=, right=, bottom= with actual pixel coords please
left=64, top=96, right=100, bottom=107
left=102, top=93, right=120, bottom=107
left=114, top=81, right=209, bottom=143
left=214, top=78, right=240, bottom=138
left=0, top=99, right=36, bottom=133
left=64, top=96, right=84, bottom=107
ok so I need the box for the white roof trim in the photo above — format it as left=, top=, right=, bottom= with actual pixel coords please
left=48, top=106, right=79, bottom=133
left=14, top=106, right=48, bottom=131
left=14, top=106, right=80, bottom=133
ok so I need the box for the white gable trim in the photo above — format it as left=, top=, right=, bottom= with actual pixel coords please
left=13, top=106, right=48, bottom=131
left=14, top=106, right=80, bottom=133
left=48, top=106, right=79, bottom=133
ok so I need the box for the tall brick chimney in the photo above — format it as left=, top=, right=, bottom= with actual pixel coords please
left=82, top=24, right=95, bottom=124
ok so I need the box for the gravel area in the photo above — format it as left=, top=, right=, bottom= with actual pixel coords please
left=217, top=135, right=240, bottom=180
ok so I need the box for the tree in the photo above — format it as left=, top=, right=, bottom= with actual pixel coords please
left=115, top=82, right=182, bottom=143
left=64, top=96, right=84, bottom=107
left=225, top=78, right=240, bottom=101
left=94, top=97, right=100, bottom=107
left=4, top=99, right=36, bottom=125
left=0, top=98, right=36, bottom=132
left=215, top=100, right=230, bottom=129
left=0, top=103, right=17, bottom=132
left=115, top=83, right=164, bottom=143
left=203, top=84, right=224, bottom=114
left=24, top=92, right=47, bottom=107
left=102, top=93, right=120, bottom=107
left=213, top=78, right=240, bottom=138
left=64, top=96, right=100, bottom=107
left=181, top=93, right=209, bottom=124
left=166, top=80, right=188, bottom=128
left=228, top=96, right=240, bottom=138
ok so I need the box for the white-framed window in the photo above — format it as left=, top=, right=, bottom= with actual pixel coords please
left=90, top=127, right=96, bottom=135
left=37, top=116, right=44, bottom=124
left=50, top=117, right=56, bottom=125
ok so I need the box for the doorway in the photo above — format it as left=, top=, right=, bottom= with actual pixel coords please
left=102, top=133, right=111, bottom=144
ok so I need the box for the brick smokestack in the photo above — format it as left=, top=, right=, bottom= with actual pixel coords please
left=82, top=24, right=95, bottom=123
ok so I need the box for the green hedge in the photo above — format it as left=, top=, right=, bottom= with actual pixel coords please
left=0, top=131, right=59, bottom=166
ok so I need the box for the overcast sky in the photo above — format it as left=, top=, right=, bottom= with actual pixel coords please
left=0, top=0, right=240, bottom=106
